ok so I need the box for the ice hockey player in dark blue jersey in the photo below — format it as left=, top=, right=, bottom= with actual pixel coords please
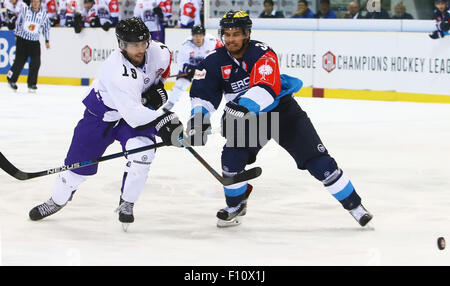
left=430, top=0, right=450, bottom=39
left=187, top=10, right=373, bottom=228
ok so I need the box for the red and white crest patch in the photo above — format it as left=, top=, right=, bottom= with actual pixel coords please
left=221, top=65, right=232, bottom=80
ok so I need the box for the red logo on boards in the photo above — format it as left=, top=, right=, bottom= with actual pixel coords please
left=221, top=65, right=232, bottom=79
left=322, top=51, right=336, bottom=73
left=81, top=45, right=93, bottom=64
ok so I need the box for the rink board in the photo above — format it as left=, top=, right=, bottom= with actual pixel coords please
left=0, top=28, right=449, bottom=103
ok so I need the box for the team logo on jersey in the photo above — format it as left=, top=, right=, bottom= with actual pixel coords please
left=193, top=69, right=206, bottom=80
left=258, top=65, right=273, bottom=79
left=221, top=65, right=232, bottom=80
left=317, top=144, right=326, bottom=153
left=156, top=68, right=165, bottom=78
left=28, top=24, right=36, bottom=31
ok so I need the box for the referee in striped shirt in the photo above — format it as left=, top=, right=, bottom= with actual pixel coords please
left=7, top=0, right=50, bottom=93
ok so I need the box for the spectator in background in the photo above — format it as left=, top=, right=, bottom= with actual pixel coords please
left=42, top=0, right=59, bottom=26
left=158, top=0, right=172, bottom=43
left=134, top=0, right=164, bottom=41
left=259, top=0, right=284, bottom=18
left=100, top=0, right=120, bottom=26
left=63, top=0, right=79, bottom=27
left=365, top=0, right=390, bottom=19
left=179, top=0, right=201, bottom=28
left=343, top=1, right=362, bottom=19
left=314, top=0, right=336, bottom=19
left=429, top=0, right=449, bottom=39
left=392, top=2, right=413, bottom=19
left=291, top=0, right=314, bottom=18
left=1, top=0, right=26, bottom=30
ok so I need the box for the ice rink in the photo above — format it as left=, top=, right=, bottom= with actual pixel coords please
left=0, top=83, right=449, bottom=266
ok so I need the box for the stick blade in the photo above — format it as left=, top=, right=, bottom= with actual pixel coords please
left=221, top=167, right=262, bottom=186
left=0, top=152, right=31, bottom=180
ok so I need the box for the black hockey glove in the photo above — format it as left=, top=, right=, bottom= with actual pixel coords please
left=180, top=64, right=196, bottom=80
left=429, top=30, right=444, bottom=39
left=153, top=7, right=164, bottom=19
left=154, top=112, right=184, bottom=147
left=221, top=101, right=257, bottom=148
left=186, top=113, right=211, bottom=146
left=141, top=81, right=168, bottom=110
left=102, top=21, right=111, bottom=31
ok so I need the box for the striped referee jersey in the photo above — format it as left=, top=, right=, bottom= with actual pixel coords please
left=15, top=5, right=50, bottom=42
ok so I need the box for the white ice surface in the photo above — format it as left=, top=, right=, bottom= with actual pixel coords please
left=0, top=83, right=449, bottom=266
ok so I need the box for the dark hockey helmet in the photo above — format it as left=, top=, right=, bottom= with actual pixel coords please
left=115, top=17, right=151, bottom=44
left=192, top=25, right=206, bottom=35
left=219, top=10, right=252, bottom=37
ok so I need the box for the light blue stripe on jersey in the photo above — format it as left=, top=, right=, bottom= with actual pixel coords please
left=191, top=106, right=210, bottom=117
left=224, top=183, right=248, bottom=197
left=332, top=181, right=355, bottom=201
left=238, top=97, right=260, bottom=113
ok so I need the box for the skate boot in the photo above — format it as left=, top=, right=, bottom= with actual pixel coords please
left=29, top=198, right=65, bottom=221
left=7, top=80, right=18, bottom=91
left=115, top=198, right=134, bottom=232
left=349, top=204, right=373, bottom=227
left=28, top=85, right=37, bottom=93
left=216, top=184, right=252, bottom=228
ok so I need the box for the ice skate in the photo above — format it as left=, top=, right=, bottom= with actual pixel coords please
left=216, top=184, right=253, bottom=228
left=216, top=203, right=247, bottom=228
left=349, top=204, right=373, bottom=227
left=29, top=198, right=65, bottom=221
left=115, top=198, right=134, bottom=232
left=7, top=80, right=18, bottom=91
left=28, top=85, right=37, bottom=93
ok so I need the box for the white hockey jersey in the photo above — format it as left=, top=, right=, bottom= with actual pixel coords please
left=177, top=33, right=222, bottom=72
left=134, top=0, right=161, bottom=32
left=42, top=0, right=57, bottom=19
left=3, top=0, right=25, bottom=19
left=86, top=41, right=172, bottom=128
left=179, top=0, right=201, bottom=27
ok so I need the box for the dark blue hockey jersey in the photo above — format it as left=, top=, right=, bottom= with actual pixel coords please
left=189, top=40, right=301, bottom=115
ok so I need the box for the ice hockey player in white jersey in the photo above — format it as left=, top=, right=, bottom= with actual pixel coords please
left=80, top=0, right=112, bottom=30
left=1, top=0, right=25, bottom=30
left=134, top=0, right=164, bottom=42
left=42, top=0, right=58, bottom=26
left=163, top=25, right=222, bottom=111
left=28, top=17, right=184, bottom=231
left=179, top=0, right=201, bottom=28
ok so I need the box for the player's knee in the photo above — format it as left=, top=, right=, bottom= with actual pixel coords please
left=221, top=147, right=250, bottom=174
left=125, top=137, right=155, bottom=173
left=306, top=155, right=338, bottom=182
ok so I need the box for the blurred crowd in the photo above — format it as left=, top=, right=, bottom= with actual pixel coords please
left=262, top=0, right=417, bottom=19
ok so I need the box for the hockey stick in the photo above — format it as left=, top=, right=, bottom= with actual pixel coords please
left=167, top=72, right=188, bottom=79
left=178, top=138, right=262, bottom=186
left=0, top=142, right=166, bottom=181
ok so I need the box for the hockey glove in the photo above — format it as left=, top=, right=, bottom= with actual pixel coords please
left=221, top=101, right=256, bottom=148
left=141, top=81, right=168, bottom=110
left=102, top=21, right=111, bottom=31
left=153, top=111, right=184, bottom=147
left=429, top=30, right=444, bottom=39
left=186, top=113, right=211, bottom=146
left=153, top=7, right=164, bottom=19
left=180, top=64, right=196, bottom=80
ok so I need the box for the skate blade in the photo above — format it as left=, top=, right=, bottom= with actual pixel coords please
left=217, top=217, right=242, bottom=228
left=28, top=89, right=36, bottom=94
left=121, top=223, right=131, bottom=232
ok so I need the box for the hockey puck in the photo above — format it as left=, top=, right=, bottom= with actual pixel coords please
left=437, top=237, right=445, bottom=250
